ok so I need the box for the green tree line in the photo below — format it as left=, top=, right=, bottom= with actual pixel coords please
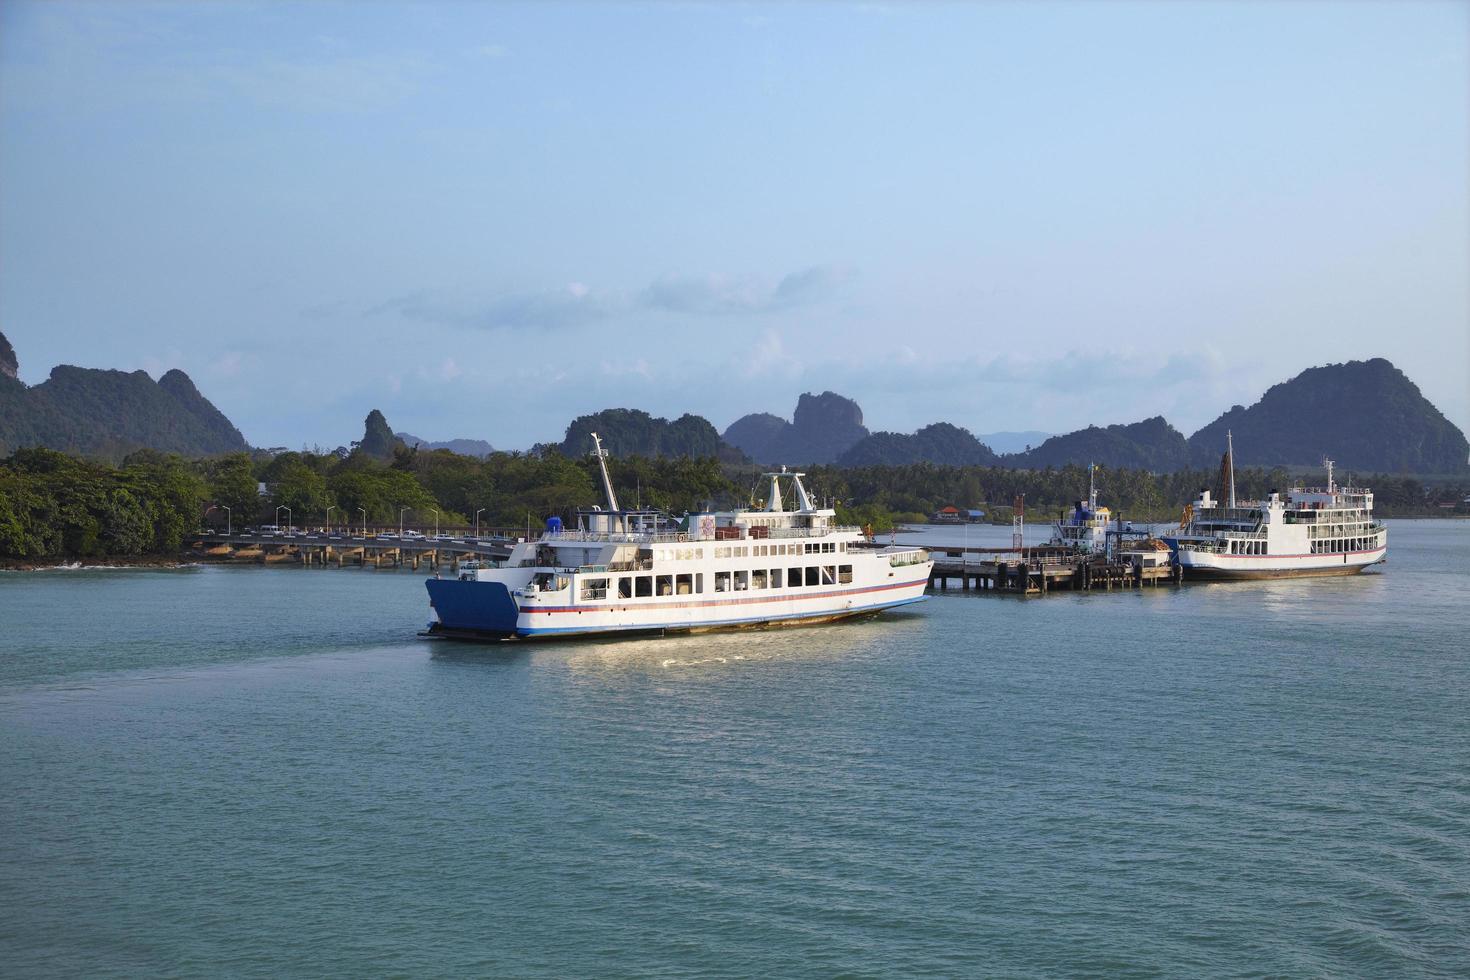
left=1, top=446, right=1464, bottom=561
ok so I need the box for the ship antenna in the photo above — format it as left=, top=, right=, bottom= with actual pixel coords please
left=590, top=432, right=620, bottom=512
left=1227, top=430, right=1237, bottom=509
left=1088, top=462, right=1097, bottom=512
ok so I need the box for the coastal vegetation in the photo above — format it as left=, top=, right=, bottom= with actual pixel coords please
left=2, top=437, right=1465, bottom=563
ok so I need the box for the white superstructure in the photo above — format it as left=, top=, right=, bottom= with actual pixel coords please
left=425, top=434, right=932, bottom=638
left=1165, top=437, right=1387, bottom=579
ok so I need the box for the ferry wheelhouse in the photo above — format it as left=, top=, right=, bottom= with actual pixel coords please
left=424, top=434, right=932, bottom=639
left=1164, top=435, right=1387, bottom=579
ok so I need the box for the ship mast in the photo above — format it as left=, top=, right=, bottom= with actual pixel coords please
left=1226, top=430, right=1237, bottom=509
left=590, top=432, right=620, bottom=512
left=1088, top=462, right=1097, bottom=512
left=1324, top=457, right=1335, bottom=493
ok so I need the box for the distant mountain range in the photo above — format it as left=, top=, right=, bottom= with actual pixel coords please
left=3, top=328, right=1463, bottom=475
left=0, top=331, right=248, bottom=460
left=719, top=359, right=1466, bottom=473
left=395, top=432, right=496, bottom=458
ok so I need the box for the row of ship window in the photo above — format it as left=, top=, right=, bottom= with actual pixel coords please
left=655, top=541, right=845, bottom=562
left=1309, top=538, right=1378, bottom=554
left=579, top=565, right=855, bottom=601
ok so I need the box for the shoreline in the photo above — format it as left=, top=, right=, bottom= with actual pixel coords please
left=2, top=514, right=1462, bottom=572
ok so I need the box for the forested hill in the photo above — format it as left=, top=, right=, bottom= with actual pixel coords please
left=1009, top=417, right=1190, bottom=471
left=838, top=423, right=999, bottom=468
left=0, top=335, right=249, bottom=460
left=1187, top=359, right=1469, bottom=472
left=558, top=408, right=733, bottom=460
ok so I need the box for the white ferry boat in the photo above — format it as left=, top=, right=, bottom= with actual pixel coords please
left=424, top=434, right=933, bottom=639
left=1164, top=435, right=1387, bottom=579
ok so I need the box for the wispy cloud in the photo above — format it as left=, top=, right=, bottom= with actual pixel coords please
left=370, top=282, right=620, bottom=330
left=2, top=6, right=431, bottom=115
left=370, top=266, right=851, bottom=331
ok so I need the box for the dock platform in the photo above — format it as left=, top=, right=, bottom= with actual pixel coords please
left=927, top=546, right=1180, bottom=595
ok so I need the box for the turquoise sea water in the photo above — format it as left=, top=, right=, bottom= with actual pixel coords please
left=1, top=520, right=1467, bottom=977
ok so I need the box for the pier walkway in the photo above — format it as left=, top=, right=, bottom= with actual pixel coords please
left=190, top=530, right=517, bottom=569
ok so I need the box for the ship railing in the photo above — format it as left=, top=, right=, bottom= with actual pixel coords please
left=548, top=529, right=689, bottom=544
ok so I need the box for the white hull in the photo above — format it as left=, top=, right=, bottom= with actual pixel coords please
left=512, top=575, right=930, bottom=637
left=1176, top=545, right=1387, bottom=579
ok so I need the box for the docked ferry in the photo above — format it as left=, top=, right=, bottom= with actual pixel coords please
left=1164, top=435, right=1387, bottom=579
left=424, top=434, right=932, bottom=639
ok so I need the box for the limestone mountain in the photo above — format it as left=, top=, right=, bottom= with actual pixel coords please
left=722, top=391, right=869, bottom=465
left=838, top=423, right=1000, bottom=468
left=1007, top=417, right=1190, bottom=472
left=1186, top=358, right=1468, bottom=473
left=354, top=409, right=405, bottom=458
left=559, top=408, right=726, bottom=459
left=0, top=336, right=248, bottom=460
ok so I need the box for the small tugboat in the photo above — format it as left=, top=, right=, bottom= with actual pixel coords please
left=1049, top=464, right=1112, bottom=555
left=1163, top=434, right=1388, bottom=579
left=423, top=434, right=933, bottom=639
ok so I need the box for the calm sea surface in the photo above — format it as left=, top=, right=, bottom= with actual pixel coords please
left=2, top=520, right=1467, bottom=977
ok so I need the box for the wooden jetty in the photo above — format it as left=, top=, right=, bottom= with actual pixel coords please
left=188, top=530, right=517, bottom=571
left=927, top=545, right=1181, bottom=595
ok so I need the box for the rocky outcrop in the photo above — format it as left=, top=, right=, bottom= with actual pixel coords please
left=722, top=391, right=869, bottom=465
left=0, top=330, right=16, bottom=380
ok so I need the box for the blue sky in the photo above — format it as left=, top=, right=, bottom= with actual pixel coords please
left=2, top=1, right=1466, bottom=451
